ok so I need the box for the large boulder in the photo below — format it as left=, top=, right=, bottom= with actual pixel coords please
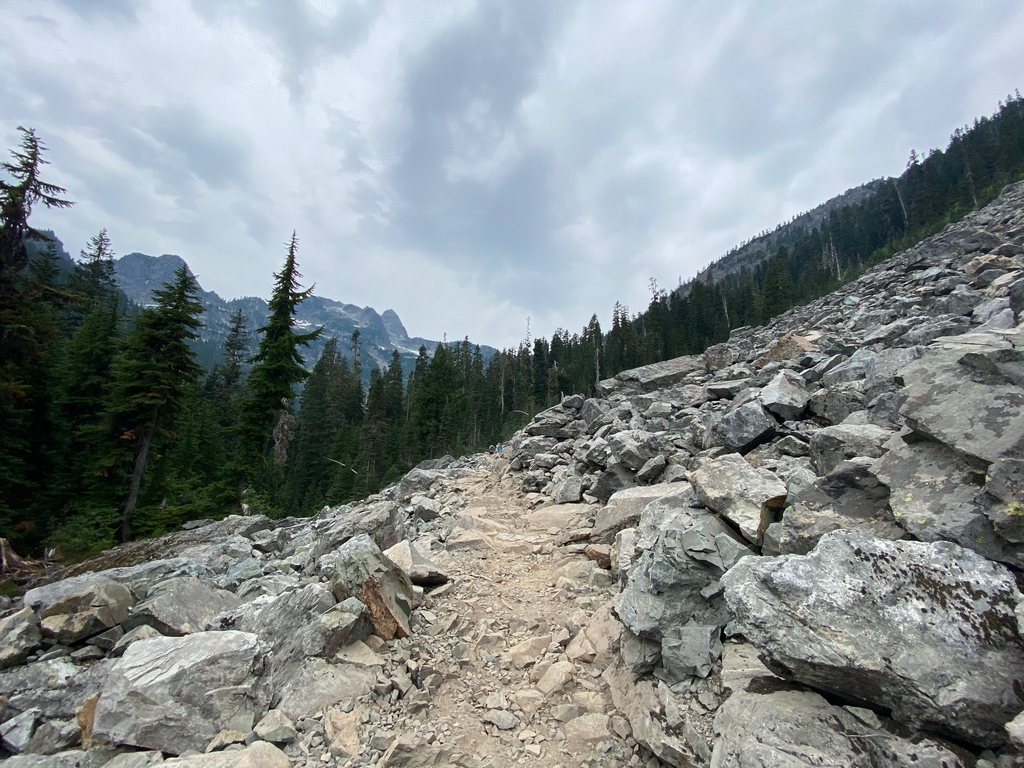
left=122, top=576, right=239, bottom=636
left=162, top=741, right=290, bottom=767
left=312, top=500, right=409, bottom=556
left=383, top=540, right=449, bottom=587
left=711, top=688, right=966, bottom=768
left=710, top=401, right=776, bottom=453
left=776, top=460, right=902, bottom=555
left=38, top=579, right=134, bottom=645
left=0, top=607, right=42, bottom=669
left=808, top=423, right=892, bottom=475
left=875, top=436, right=1024, bottom=567
left=607, top=430, right=662, bottom=471
left=598, top=355, right=705, bottom=395
left=602, top=658, right=710, bottom=768
left=691, top=454, right=787, bottom=545
left=722, top=531, right=1024, bottom=747
left=0, top=657, right=117, bottom=721
left=898, top=331, right=1024, bottom=465
left=92, top=630, right=268, bottom=755
left=591, top=484, right=696, bottom=544
left=325, top=534, right=413, bottom=640
left=23, top=559, right=208, bottom=615
left=758, top=369, right=809, bottom=419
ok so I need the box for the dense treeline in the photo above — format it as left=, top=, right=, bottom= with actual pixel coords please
left=2, top=93, right=1023, bottom=559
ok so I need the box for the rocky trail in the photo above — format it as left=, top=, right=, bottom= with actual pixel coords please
left=4, top=180, right=1024, bottom=767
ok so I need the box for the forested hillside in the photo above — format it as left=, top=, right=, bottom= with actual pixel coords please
left=2, top=92, right=1023, bottom=560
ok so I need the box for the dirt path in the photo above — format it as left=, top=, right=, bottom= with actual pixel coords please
left=336, top=461, right=653, bottom=768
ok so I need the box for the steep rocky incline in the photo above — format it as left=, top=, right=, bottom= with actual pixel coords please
left=3, top=181, right=1024, bottom=767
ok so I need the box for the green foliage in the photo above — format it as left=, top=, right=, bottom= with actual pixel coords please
left=238, top=232, right=322, bottom=473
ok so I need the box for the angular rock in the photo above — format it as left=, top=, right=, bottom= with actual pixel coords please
left=808, top=423, right=892, bottom=475
left=562, top=713, right=609, bottom=743
left=777, top=460, right=902, bottom=555
left=161, top=742, right=289, bottom=767
left=592, top=483, right=696, bottom=544
left=275, top=658, right=374, bottom=721
left=326, top=534, right=414, bottom=640
left=1, top=752, right=87, bottom=767
left=607, top=430, right=661, bottom=471
left=691, top=454, right=787, bottom=545
left=536, top=660, right=575, bottom=696
left=603, top=658, right=710, bottom=767
left=661, top=623, right=721, bottom=680
left=0, top=606, right=42, bottom=669
left=482, top=709, right=518, bottom=731
left=722, top=531, right=1024, bottom=747
left=712, top=689, right=966, bottom=768
left=898, top=331, right=1024, bottom=466
left=383, top=541, right=449, bottom=587
left=508, top=635, right=551, bottom=670
left=408, top=495, right=441, bottom=521
left=92, top=630, right=266, bottom=755
left=312, top=500, right=409, bottom=557
left=590, top=462, right=637, bottom=503
left=549, top=474, right=583, bottom=504
left=123, top=576, right=239, bottom=636
left=253, top=708, right=296, bottom=743
left=711, top=401, right=776, bottom=452
left=111, top=625, right=164, bottom=656
left=875, top=437, right=1023, bottom=566
left=565, top=602, right=621, bottom=664
left=758, top=369, right=809, bottom=419
left=636, top=454, right=666, bottom=483
left=2, top=707, right=40, bottom=753
left=38, top=579, right=134, bottom=645
left=598, top=355, right=705, bottom=395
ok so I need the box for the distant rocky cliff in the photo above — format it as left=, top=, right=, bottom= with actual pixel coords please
left=2, top=181, right=1023, bottom=766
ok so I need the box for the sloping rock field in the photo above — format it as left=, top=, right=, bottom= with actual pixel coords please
left=3, top=180, right=1024, bottom=766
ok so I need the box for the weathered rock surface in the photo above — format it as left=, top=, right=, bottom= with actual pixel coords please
left=122, top=576, right=238, bottom=636
left=383, top=541, right=449, bottom=587
left=691, top=454, right=787, bottom=545
left=711, top=688, right=966, bottom=768
left=723, top=531, right=1024, bottom=747
left=38, top=579, right=134, bottom=645
left=92, top=631, right=266, bottom=755
left=776, top=460, right=902, bottom=555
left=0, top=607, right=42, bottom=669
left=162, top=741, right=289, bottom=767
left=325, top=534, right=414, bottom=640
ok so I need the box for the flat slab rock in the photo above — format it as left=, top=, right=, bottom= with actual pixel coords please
left=712, top=688, right=966, bottom=768
left=722, top=530, right=1024, bottom=748
left=92, top=630, right=267, bottom=755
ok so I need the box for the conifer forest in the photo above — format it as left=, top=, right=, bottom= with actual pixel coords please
left=2, top=93, right=1024, bottom=560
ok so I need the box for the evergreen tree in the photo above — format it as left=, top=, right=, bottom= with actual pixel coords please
left=238, top=233, right=322, bottom=475
left=99, top=265, right=204, bottom=541
left=761, top=247, right=794, bottom=323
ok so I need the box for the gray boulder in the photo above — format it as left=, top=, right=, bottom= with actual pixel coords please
left=325, top=534, right=413, bottom=640
left=383, top=540, right=449, bottom=586
left=38, top=579, right=134, bottom=645
left=161, top=742, right=289, bottom=767
left=710, top=401, right=776, bottom=452
left=598, top=355, right=705, bottom=395
left=0, top=607, right=42, bottom=669
left=607, top=430, right=661, bottom=471
left=661, top=624, right=721, bottom=680
left=808, top=423, right=892, bottom=475
left=875, top=437, right=1024, bottom=566
left=758, top=369, right=809, bottom=419
left=590, top=462, right=637, bottom=503
left=92, top=630, right=267, bottom=755
left=777, top=460, right=902, bottom=555
left=592, top=484, right=696, bottom=544
left=691, top=454, right=787, bottom=545
left=602, top=659, right=710, bottom=768
left=898, top=331, right=1024, bottom=465
left=549, top=473, right=584, bottom=504
left=1, top=752, right=85, bottom=767
left=711, top=688, right=966, bottom=768
left=123, top=576, right=239, bottom=636
left=312, top=499, right=409, bottom=556
left=723, top=531, right=1024, bottom=747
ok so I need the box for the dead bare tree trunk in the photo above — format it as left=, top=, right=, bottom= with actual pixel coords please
left=121, top=419, right=157, bottom=543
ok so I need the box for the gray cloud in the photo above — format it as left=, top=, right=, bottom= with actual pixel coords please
left=2, top=0, right=1023, bottom=348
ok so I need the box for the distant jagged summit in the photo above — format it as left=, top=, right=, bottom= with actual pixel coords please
left=110, top=252, right=493, bottom=377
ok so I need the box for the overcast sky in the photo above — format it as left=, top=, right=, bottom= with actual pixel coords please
left=3, top=1, right=1023, bottom=348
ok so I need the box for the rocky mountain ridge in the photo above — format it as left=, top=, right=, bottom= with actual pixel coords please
left=113, top=252, right=491, bottom=377
left=2, top=181, right=1024, bottom=766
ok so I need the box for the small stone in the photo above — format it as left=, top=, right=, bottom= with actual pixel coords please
left=483, top=709, right=519, bottom=731
left=255, top=709, right=298, bottom=744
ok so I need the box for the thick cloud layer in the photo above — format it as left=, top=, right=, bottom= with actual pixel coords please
left=2, top=1, right=1023, bottom=347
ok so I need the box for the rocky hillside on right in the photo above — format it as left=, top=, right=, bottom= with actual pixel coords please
left=506, top=178, right=1024, bottom=766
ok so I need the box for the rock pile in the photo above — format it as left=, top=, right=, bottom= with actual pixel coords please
left=2, top=180, right=1024, bottom=766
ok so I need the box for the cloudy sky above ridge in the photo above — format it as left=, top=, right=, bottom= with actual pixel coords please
left=2, top=1, right=1023, bottom=348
